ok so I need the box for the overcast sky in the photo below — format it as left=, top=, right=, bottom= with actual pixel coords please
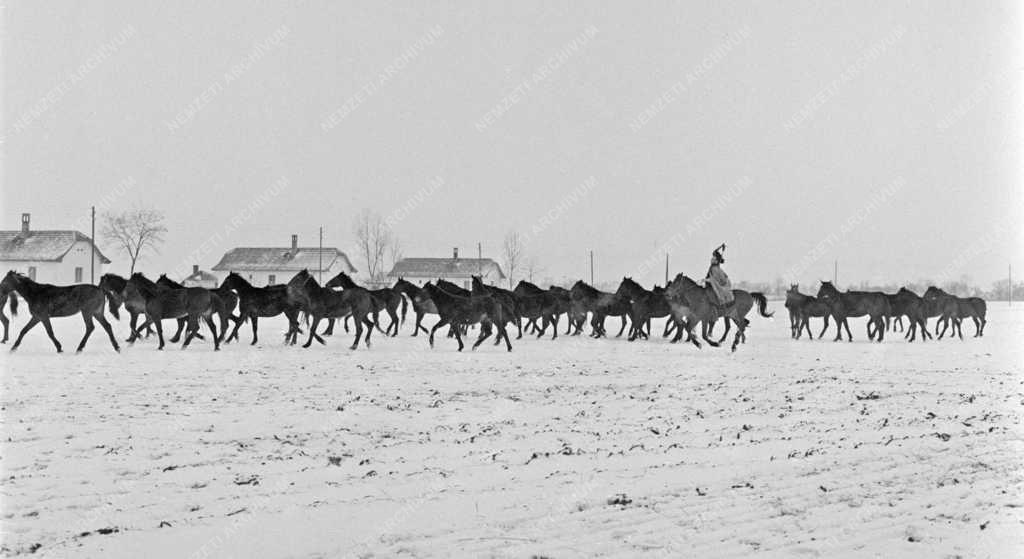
left=2, top=1, right=1021, bottom=287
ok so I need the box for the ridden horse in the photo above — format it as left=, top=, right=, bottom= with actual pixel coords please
left=220, top=272, right=303, bottom=345
left=129, top=273, right=224, bottom=350
left=815, top=281, right=891, bottom=342
left=393, top=278, right=438, bottom=336
left=471, top=275, right=524, bottom=340
left=98, top=273, right=156, bottom=341
left=325, top=272, right=400, bottom=337
left=615, top=277, right=675, bottom=341
left=891, top=288, right=931, bottom=342
left=2, top=270, right=120, bottom=353
left=157, top=274, right=239, bottom=343
left=286, top=270, right=375, bottom=349
left=569, top=281, right=631, bottom=338
left=422, top=281, right=512, bottom=351
left=664, top=274, right=770, bottom=351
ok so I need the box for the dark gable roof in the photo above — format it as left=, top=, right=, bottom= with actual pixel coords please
left=0, top=230, right=111, bottom=264
left=211, top=247, right=357, bottom=273
left=387, top=257, right=505, bottom=279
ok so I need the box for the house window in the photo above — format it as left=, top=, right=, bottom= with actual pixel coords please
left=28, top=266, right=36, bottom=280
left=268, top=274, right=276, bottom=286
left=75, top=267, right=83, bottom=283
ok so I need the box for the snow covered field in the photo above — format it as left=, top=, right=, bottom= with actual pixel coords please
left=1, top=306, right=1022, bottom=558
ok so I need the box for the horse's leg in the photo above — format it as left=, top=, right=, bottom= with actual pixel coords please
left=701, top=321, right=720, bottom=347
left=169, top=317, right=185, bottom=343
left=126, top=312, right=140, bottom=343
left=10, top=317, right=40, bottom=351
left=76, top=314, right=95, bottom=353
left=96, top=314, right=120, bottom=352
left=154, top=317, right=165, bottom=350
left=936, top=316, right=948, bottom=339
left=956, top=318, right=964, bottom=341
left=473, top=321, right=493, bottom=349
left=181, top=316, right=200, bottom=348
left=453, top=322, right=465, bottom=351
left=362, top=315, right=375, bottom=348
left=0, top=311, right=8, bottom=343
left=428, top=318, right=448, bottom=348
left=303, top=317, right=320, bottom=348
left=877, top=316, right=885, bottom=342
left=388, top=307, right=400, bottom=337
left=616, top=316, right=627, bottom=338
left=817, top=316, right=829, bottom=339
left=205, top=316, right=220, bottom=350
left=40, top=318, right=62, bottom=353
left=716, top=317, right=731, bottom=345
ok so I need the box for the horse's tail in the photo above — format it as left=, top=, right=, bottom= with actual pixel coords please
left=8, top=292, right=17, bottom=316
left=751, top=293, right=773, bottom=318
left=400, top=294, right=408, bottom=324
left=104, top=291, right=120, bottom=320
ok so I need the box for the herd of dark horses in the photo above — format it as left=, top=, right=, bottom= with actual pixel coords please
left=0, top=268, right=990, bottom=354
left=785, top=281, right=987, bottom=342
left=0, top=268, right=777, bottom=353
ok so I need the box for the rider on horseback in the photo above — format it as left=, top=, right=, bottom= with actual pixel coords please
left=705, top=243, right=734, bottom=310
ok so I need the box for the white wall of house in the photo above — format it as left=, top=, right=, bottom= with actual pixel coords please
left=2, top=241, right=107, bottom=284
left=210, top=260, right=347, bottom=287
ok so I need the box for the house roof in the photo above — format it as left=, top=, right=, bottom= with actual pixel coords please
left=184, top=270, right=219, bottom=283
left=211, top=247, right=357, bottom=273
left=0, top=230, right=111, bottom=264
left=387, top=257, right=505, bottom=279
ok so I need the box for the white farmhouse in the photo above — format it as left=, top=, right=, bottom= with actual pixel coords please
left=386, top=247, right=505, bottom=289
left=0, top=213, right=111, bottom=284
left=211, top=235, right=357, bottom=286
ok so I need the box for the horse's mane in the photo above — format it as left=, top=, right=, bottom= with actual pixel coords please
left=572, top=280, right=600, bottom=296
left=101, top=273, right=128, bottom=291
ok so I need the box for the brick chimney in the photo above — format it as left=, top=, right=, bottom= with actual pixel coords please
left=453, top=247, right=459, bottom=260
left=21, top=213, right=30, bottom=234
left=291, top=234, right=298, bottom=252
left=192, top=264, right=199, bottom=275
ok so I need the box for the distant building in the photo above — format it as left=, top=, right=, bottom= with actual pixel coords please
left=0, top=213, right=110, bottom=284
left=387, top=247, right=505, bottom=289
left=182, top=264, right=219, bottom=288
left=211, top=234, right=357, bottom=286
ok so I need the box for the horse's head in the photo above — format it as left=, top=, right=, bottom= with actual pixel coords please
left=922, top=286, right=943, bottom=299
left=0, top=270, right=21, bottom=293
left=816, top=281, right=840, bottom=299
left=788, top=283, right=799, bottom=293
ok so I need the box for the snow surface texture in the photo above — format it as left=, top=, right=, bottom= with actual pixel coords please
left=1, top=306, right=1022, bottom=557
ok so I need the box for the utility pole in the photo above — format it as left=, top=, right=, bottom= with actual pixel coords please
left=1010, top=264, right=1013, bottom=306
left=318, top=226, right=323, bottom=283
left=833, top=260, right=838, bottom=285
left=478, top=242, right=482, bottom=276
left=589, top=250, right=594, bottom=284
left=90, top=206, right=96, bottom=284
left=665, top=253, right=669, bottom=285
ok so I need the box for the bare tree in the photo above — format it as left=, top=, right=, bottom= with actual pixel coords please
left=524, top=256, right=544, bottom=283
left=353, top=209, right=392, bottom=281
left=502, top=231, right=523, bottom=288
left=387, top=237, right=404, bottom=270
left=101, top=208, right=168, bottom=274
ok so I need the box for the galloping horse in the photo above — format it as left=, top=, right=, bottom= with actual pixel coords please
left=325, top=272, right=402, bottom=337
left=220, top=272, right=303, bottom=345
left=157, top=275, right=239, bottom=343
left=422, top=281, right=512, bottom=351
left=393, top=278, right=438, bottom=336
left=615, top=277, right=674, bottom=341
left=2, top=270, right=120, bottom=353
left=569, top=281, right=630, bottom=338
left=129, top=273, right=224, bottom=350
left=815, top=281, right=890, bottom=342
left=287, top=270, right=375, bottom=349
left=99, top=273, right=155, bottom=342
left=471, top=275, right=523, bottom=340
